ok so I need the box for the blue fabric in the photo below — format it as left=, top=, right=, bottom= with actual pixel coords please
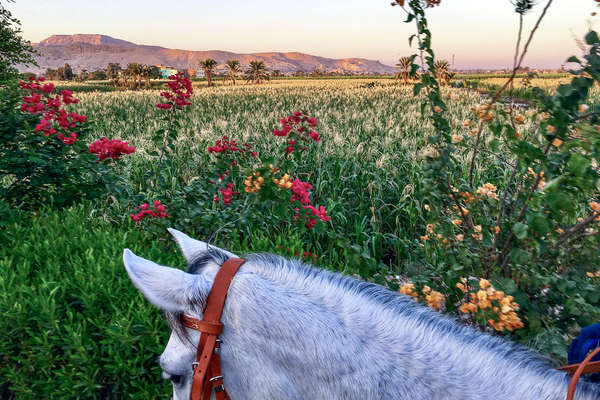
left=568, top=323, right=600, bottom=365
left=568, top=323, right=600, bottom=383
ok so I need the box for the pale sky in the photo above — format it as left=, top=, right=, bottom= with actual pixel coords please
left=7, top=0, right=598, bottom=69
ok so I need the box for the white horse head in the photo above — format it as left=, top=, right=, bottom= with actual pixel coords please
left=123, top=229, right=236, bottom=400
left=124, top=229, right=600, bottom=400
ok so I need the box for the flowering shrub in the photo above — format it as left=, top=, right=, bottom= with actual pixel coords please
left=273, top=111, right=320, bottom=154
left=19, top=76, right=86, bottom=145
left=153, top=73, right=194, bottom=164
left=0, top=76, right=134, bottom=209
left=207, top=111, right=330, bottom=230
left=156, top=73, right=193, bottom=110
left=395, top=0, right=600, bottom=356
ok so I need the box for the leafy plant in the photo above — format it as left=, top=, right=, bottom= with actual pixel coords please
left=394, top=0, right=600, bottom=353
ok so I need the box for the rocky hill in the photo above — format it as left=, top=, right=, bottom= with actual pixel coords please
left=23, top=34, right=395, bottom=75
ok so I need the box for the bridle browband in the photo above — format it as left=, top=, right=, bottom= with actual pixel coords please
left=182, top=257, right=245, bottom=400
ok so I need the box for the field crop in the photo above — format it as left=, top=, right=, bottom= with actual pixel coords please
left=69, top=79, right=512, bottom=269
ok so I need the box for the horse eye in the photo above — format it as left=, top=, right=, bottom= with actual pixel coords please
left=161, top=371, right=182, bottom=385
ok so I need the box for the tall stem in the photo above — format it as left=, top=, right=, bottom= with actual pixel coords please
left=467, top=0, right=554, bottom=187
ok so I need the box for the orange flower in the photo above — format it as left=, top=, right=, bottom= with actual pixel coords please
left=479, top=279, right=491, bottom=289
left=451, top=134, right=464, bottom=143
left=434, top=106, right=443, bottom=113
left=552, top=138, right=563, bottom=147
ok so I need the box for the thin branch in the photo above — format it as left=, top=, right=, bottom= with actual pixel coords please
left=554, top=212, right=600, bottom=248
left=499, top=141, right=552, bottom=273
left=467, top=0, right=554, bottom=187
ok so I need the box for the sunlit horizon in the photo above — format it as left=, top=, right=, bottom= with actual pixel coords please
left=8, top=0, right=599, bottom=70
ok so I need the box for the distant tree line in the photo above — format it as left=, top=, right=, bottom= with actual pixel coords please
left=44, top=62, right=161, bottom=90
left=41, top=59, right=392, bottom=88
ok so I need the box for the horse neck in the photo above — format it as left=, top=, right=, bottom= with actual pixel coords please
left=219, top=259, right=600, bottom=400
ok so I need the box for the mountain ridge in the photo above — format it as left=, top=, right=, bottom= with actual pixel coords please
left=24, top=34, right=396, bottom=75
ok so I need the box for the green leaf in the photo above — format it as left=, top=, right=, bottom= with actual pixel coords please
left=567, top=154, right=590, bottom=177
left=510, top=248, right=531, bottom=264
left=585, top=31, right=599, bottom=45
left=512, top=222, right=529, bottom=240
left=528, top=214, right=550, bottom=235
left=409, top=34, right=416, bottom=46
left=489, top=138, right=500, bottom=153
left=545, top=190, right=573, bottom=214
left=566, top=56, right=580, bottom=63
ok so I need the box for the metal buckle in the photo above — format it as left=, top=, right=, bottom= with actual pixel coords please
left=191, top=361, right=199, bottom=371
left=214, top=384, right=225, bottom=392
left=210, top=376, right=225, bottom=392
left=214, top=339, right=222, bottom=355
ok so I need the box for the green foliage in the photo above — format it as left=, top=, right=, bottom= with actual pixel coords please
left=399, top=0, right=600, bottom=351
left=0, top=82, right=121, bottom=209
left=0, top=2, right=37, bottom=83
left=0, top=205, right=174, bottom=399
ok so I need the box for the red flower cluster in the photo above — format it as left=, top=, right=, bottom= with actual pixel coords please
left=214, top=182, right=238, bottom=206
left=19, top=76, right=87, bottom=145
left=88, top=137, right=136, bottom=161
left=289, top=178, right=331, bottom=228
left=129, top=200, right=169, bottom=222
left=290, top=179, right=313, bottom=205
left=207, top=136, right=256, bottom=156
left=272, top=111, right=320, bottom=151
left=156, top=73, right=193, bottom=109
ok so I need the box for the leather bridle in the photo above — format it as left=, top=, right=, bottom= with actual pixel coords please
left=182, top=257, right=245, bottom=400
left=178, top=256, right=600, bottom=400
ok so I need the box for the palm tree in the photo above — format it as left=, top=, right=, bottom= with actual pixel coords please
left=395, top=56, right=412, bottom=85
left=125, top=63, right=144, bottom=89
left=434, top=59, right=451, bottom=87
left=245, top=61, right=269, bottom=84
left=141, top=65, right=160, bottom=89
left=199, top=58, right=218, bottom=86
left=225, top=60, right=241, bottom=85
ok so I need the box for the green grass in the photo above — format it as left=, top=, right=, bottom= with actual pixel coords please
left=0, top=205, right=175, bottom=398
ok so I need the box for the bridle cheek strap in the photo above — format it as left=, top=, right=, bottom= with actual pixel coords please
left=183, top=257, right=245, bottom=400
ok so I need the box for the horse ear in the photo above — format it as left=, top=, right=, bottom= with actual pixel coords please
left=167, top=228, right=237, bottom=261
left=123, top=249, right=210, bottom=312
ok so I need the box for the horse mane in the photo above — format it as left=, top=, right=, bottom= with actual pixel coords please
left=165, top=250, right=599, bottom=396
